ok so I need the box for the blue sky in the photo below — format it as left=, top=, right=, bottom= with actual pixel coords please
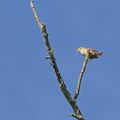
left=0, top=0, right=120, bottom=120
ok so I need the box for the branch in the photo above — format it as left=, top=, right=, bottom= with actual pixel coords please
left=30, top=0, right=85, bottom=120
left=74, top=47, right=103, bottom=100
left=74, top=55, right=89, bottom=100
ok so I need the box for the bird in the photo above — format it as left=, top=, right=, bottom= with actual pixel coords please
left=76, top=47, right=103, bottom=59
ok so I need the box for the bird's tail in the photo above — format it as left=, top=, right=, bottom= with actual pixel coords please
left=98, top=51, right=103, bottom=56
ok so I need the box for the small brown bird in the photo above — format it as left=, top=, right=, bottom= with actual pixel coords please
left=76, top=47, right=103, bottom=59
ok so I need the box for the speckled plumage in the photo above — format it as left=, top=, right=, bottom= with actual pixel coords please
left=76, top=47, right=103, bottom=59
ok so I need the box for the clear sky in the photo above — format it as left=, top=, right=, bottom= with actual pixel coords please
left=0, top=0, right=120, bottom=120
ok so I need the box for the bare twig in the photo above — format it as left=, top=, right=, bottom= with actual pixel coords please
left=74, top=47, right=103, bottom=100
left=30, top=0, right=85, bottom=120
left=74, top=55, right=89, bottom=100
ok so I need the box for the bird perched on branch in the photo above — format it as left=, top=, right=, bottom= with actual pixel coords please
left=76, top=47, right=103, bottom=59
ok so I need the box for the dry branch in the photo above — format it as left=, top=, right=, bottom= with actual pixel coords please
left=30, top=0, right=85, bottom=120
left=74, top=47, right=103, bottom=100
left=74, top=55, right=89, bottom=100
